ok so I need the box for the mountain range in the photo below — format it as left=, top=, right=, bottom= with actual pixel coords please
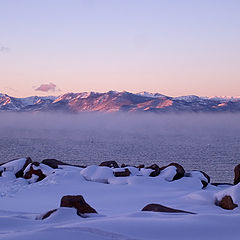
left=1, top=91, right=240, bottom=113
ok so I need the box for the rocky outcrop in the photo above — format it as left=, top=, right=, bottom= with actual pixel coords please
left=234, top=164, right=240, bottom=185
left=60, top=195, right=97, bottom=215
left=99, top=161, right=119, bottom=168
left=216, top=195, right=238, bottom=210
left=142, top=203, right=195, bottom=214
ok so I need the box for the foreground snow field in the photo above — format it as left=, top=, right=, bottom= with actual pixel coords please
left=0, top=159, right=240, bottom=240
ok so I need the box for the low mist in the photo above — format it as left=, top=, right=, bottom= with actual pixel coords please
left=0, top=112, right=240, bottom=182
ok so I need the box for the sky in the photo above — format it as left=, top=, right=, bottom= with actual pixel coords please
left=0, top=0, right=239, bottom=97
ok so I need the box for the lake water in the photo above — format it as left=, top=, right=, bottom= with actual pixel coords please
left=0, top=112, right=240, bottom=183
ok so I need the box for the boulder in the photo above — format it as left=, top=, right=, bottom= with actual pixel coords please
left=136, top=164, right=145, bottom=169
left=41, top=159, right=68, bottom=169
left=160, top=163, right=185, bottom=181
left=60, top=195, right=97, bottom=215
left=99, top=161, right=119, bottom=168
left=199, top=170, right=210, bottom=188
left=0, top=157, right=32, bottom=178
left=187, top=170, right=210, bottom=188
left=146, top=164, right=161, bottom=177
left=142, top=203, right=195, bottom=214
left=216, top=195, right=238, bottom=210
left=114, top=168, right=131, bottom=177
left=234, top=164, right=240, bottom=185
left=41, top=159, right=86, bottom=169
left=23, top=162, right=46, bottom=182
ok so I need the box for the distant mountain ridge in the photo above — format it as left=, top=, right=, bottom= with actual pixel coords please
left=0, top=91, right=240, bottom=113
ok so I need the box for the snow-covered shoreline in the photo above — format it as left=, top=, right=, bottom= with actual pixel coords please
left=0, top=158, right=240, bottom=240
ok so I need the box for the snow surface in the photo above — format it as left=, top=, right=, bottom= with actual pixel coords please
left=1, top=158, right=27, bottom=174
left=0, top=162, right=240, bottom=240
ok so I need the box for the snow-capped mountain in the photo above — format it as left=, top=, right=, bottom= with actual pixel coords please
left=0, top=91, right=240, bottom=113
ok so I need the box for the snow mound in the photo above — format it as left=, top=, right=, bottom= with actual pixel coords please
left=159, top=166, right=177, bottom=181
left=81, top=166, right=114, bottom=183
left=215, top=183, right=240, bottom=205
left=1, top=158, right=30, bottom=174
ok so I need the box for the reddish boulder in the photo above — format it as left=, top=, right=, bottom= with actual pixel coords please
left=99, top=161, right=119, bottom=168
left=234, top=164, right=240, bottom=185
left=142, top=203, right=195, bottom=214
left=23, top=162, right=46, bottom=182
left=60, top=195, right=97, bottom=215
left=216, top=195, right=238, bottom=210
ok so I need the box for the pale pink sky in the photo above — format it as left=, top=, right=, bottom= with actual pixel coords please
left=0, top=0, right=239, bottom=97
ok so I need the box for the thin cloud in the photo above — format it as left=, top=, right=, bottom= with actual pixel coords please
left=0, top=45, right=10, bottom=54
left=35, top=83, right=57, bottom=92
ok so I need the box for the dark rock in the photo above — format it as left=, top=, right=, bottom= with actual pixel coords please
left=99, top=161, right=119, bottom=168
left=114, top=168, right=131, bottom=177
left=40, top=209, right=57, bottom=220
left=23, top=162, right=46, bottom=182
left=234, top=164, right=240, bottom=185
left=146, top=164, right=161, bottom=177
left=189, top=170, right=210, bottom=189
left=216, top=195, right=238, bottom=210
left=15, top=157, right=33, bottom=178
left=199, top=170, right=210, bottom=188
left=142, top=203, right=195, bottom=214
left=41, top=159, right=68, bottom=169
left=136, top=164, right=145, bottom=169
left=160, top=163, right=185, bottom=181
left=60, top=195, right=97, bottom=215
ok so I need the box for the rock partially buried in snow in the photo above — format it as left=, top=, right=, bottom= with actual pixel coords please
left=160, top=163, right=185, bottom=181
left=40, top=209, right=58, bottom=220
left=0, top=157, right=32, bottom=178
left=60, top=195, right=97, bottom=215
left=216, top=195, right=238, bottom=210
left=23, top=162, right=54, bottom=183
left=141, top=203, right=195, bottom=214
left=41, top=159, right=69, bottom=169
left=186, top=170, right=210, bottom=188
left=146, top=164, right=160, bottom=177
left=113, top=168, right=131, bottom=177
left=215, top=183, right=240, bottom=210
left=99, top=161, right=119, bottom=168
left=234, top=164, right=240, bottom=185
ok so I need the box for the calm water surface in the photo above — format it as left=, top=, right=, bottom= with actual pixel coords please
left=0, top=113, right=239, bottom=183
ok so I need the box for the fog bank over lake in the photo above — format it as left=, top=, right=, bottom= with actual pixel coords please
left=0, top=112, right=240, bottom=183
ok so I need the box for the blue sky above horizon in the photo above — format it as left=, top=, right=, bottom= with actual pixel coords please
left=0, top=0, right=239, bottom=97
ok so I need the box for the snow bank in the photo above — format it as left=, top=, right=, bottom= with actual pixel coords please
left=215, top=183, right=240, bottom=205
left=1, top=158, right=29, bottom=174
left=80, top=165, right=114, bottom=183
